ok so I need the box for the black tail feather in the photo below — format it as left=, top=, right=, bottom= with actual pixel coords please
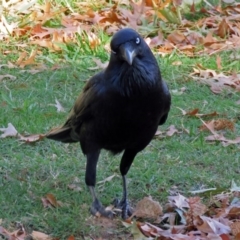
left=46, top=126, right=78, bottom=143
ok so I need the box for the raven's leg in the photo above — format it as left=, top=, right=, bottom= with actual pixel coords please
left=85, top=150, right=113, bottom=218
left=115, top=149, right=138, bottom=219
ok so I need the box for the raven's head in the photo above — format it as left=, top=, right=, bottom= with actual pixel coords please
left=110, top=28, right=146, bottom=66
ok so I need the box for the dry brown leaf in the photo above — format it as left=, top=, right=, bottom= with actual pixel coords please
left=199, top=119, right=235, bottom=132
left=168, top=194, right=190, bottom=210
left=46, top=193, right=59, bottom=207
left=216, top=55, right=222, bottom=70
left=31, top=230, right=52, bottom=240
left=67, top=235, right=75, bottom=240
left=178, top=107, right=220, bottom=118
left=88, top=32, right=101, bottom=49
left=0, top=15, right=17, bottom=38
left=147, top=31, right=164, bottom=47
left=186, top=108, right=199, bottom=116
left=194, top=215, right=231, bottom=234
left=42, top=193, right=60, bottom=208
left=138, top=222, right=165, bottom=238
left=205, top=134, right=240, bottom=146
left=130, top=221, right=152, bottom=240
left=48, top=99, right=65, bottom=112
left=230, top=221, right=240, bottom=236
left=190, top=67, right=240, bottom=94
left=198, top=111, right=219, bottom=118
left=30, top=39, right=62, bottom=51
left=186, top=197, right=207, bottom=225
left=166, top=125, right=180, bottom=137
left=16, top=49, right=38, bottom=68
left=167, top=31, right=185, bottom=44
left=0, top=123, right=18, bottom=138
left=227, top=206, right=240, bottom=219
left=16, top=52, right=27, bottom=65
left=216, top=18, right=231, bottom=38
left=203, top=31, right=217, bottom=46
left=133, top=196, right=163, bottom=219
left=154, top=130, right=163, bottom=136
left=0, top=224, right=27, bottom=240
left=19, top=134, right=45, bottom=143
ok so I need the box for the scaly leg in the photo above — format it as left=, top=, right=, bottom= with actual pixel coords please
left=115, top=149, right=138, bottom=219
left=85, top=150, right=113, bottom=218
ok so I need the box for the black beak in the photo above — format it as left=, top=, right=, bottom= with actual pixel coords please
left=119, top=43, right=137, bottom=65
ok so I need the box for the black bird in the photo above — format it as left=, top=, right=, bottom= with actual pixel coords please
left=46, top=28, right=171, bottom=219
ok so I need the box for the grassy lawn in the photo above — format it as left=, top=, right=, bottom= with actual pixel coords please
left=1, top=48, right=240, bottom=238
left=1, top=1, right=240, bottom=239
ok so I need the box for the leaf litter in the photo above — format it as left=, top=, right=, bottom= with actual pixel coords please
left=0, top=122, right=45, bottom=142
left=1, top=0, right=240, bottom=58
left=175, top=107, right=240, bottom=147
left=122, top=185, right=240, bottom=239
left=1, top=0, right=240, bottom=95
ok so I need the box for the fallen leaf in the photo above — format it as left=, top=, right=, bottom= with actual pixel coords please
left=19, top=134, right=45, bottom=143
left=166, top=125, right=179, bottom=137
left=31, top=230, right=52, bottom=240
left=130, top=221, right=152, bottom=240
left=16, top=49, right=38, bottom=68
left=190, top=66, right=240, bottom=94
left=230, top=221, right=240, bottom=236
left=205, top=134, right=240, bottom=147
left=0, top=74, right=16, bottom=81
left=167, top=31, right=185, bottom=44
left=199, top=119, right=235, bottom=132
left=133, top=196, right=163, bottom=220
left=46, top=193, right=59, bottom=207
left=216, top=55, right=222, bottom=70
left=42, top=193, right=61, bottom=208
left=48, top=99, right=65, bottom=112
left=168, top=194, right=190, bottom=210
left=67, top=235, right=75, bottom=240
left=154, top=130, right=163, bottom=136
left=194, top=215, right=231, bottom=234
left=186, top=197, right=207, bottom=225
left=0, top=123, right=18, bottom=138
left=186, top=108, right=199, bottom=116
left=216, top=18, right=231, bottom=38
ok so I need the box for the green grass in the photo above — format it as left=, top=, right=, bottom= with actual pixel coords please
left=1, top=43, right=240, bottom=238
left=1, top=0, right=240, bottom=238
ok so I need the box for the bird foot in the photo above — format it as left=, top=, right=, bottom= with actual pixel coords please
left=90, top=199, right=114, bottom=218
left=113, top=198, right=133, bottom=219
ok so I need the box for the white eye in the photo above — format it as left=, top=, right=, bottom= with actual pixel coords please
left=136, top=37, right=140, bottom=45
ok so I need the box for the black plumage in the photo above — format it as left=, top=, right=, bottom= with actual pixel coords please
left=46, top=28, right=171, bottom=219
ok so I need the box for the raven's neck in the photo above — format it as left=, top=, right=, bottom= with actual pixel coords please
left=106, top=58, right=161, bottom=97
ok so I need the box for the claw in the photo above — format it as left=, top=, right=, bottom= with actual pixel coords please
left=90, top=198, right=114, bottom=218
left=113, top=198, right=133, bottom=219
